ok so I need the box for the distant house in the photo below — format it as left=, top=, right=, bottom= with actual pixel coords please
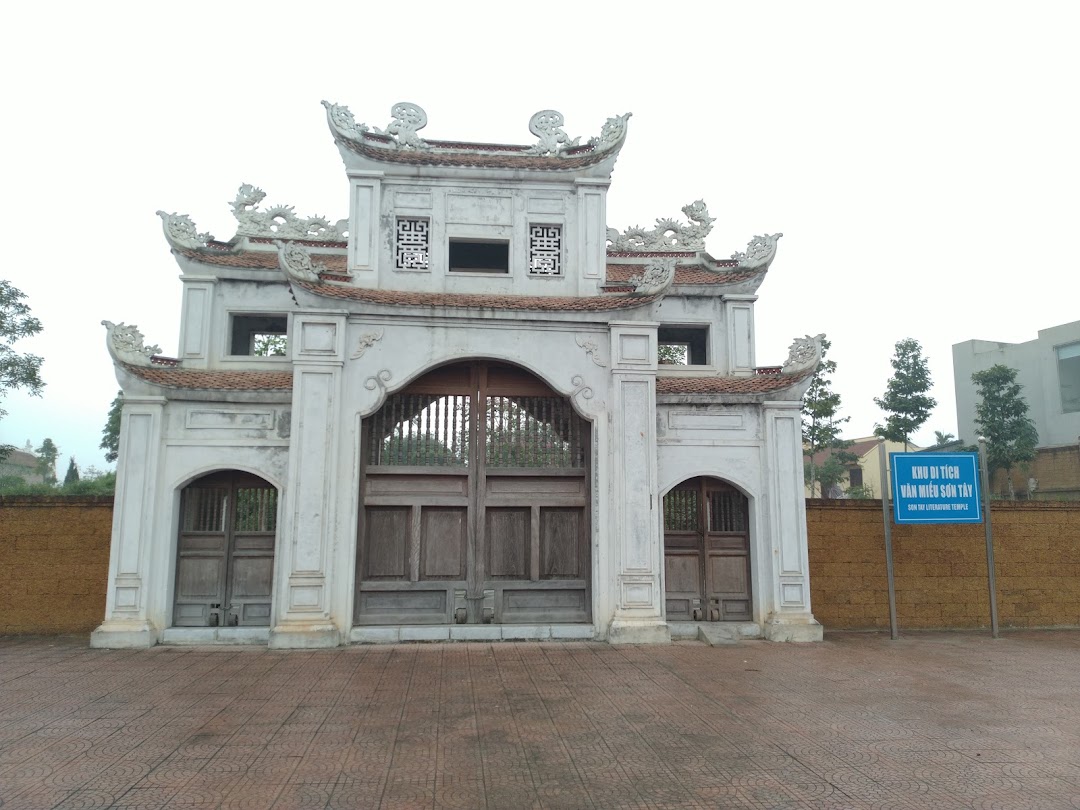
left=953, top=320, right=1080, bottom=499
left=0, top=445, right=43, bottom=485
left=805, top=437, right=918, bottom=499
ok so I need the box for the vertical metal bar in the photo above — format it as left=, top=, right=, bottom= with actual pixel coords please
left=878, top=442, right=899, bottom=640
left=979, top=438, right=1000, bottom=638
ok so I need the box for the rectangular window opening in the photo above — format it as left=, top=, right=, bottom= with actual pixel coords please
left=449, top=238, right=509, bottom=274
left=658, top=326, right=708, bottom=366
left=231, top=315, right=288, bottom=356
left=1058, top=342, right=1080, bottom=413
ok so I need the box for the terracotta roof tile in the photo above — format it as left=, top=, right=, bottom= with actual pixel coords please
left=124, top=365, right=293, bottom=391
left=179, top=248, right=348, bottom=273
left=605, top=263, right=765, bottom=286
left=295, top=282, right=659, bottom=311
left=339, top=136, right=613, bottom=170
left=656, top=370, right=811, bottom=395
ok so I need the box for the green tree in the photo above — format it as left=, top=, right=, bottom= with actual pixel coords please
left=63, top=457, right=80, bottom=486
left=253, top=334, right=287, bottom=357
left=874, top=338, right=936, bottom=451
left=802, top=336, right=853, bottom=497
left=1, top=280, right=45, bottom=461
left=101, top=391, right=122, bottom=463
left=933, top=430, right=956, bottom=446
left=972, top=364, right=1038, bottom=499
left=35, top=438, right=59, bottom=485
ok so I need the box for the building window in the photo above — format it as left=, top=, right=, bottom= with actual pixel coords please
left=1058, top=342, right=1080, bottom=413
left=230, top=314, right=287, bottom=356
left=449, top=239, right=509, bottom=274
left=528, top=224, right=562, bottom=275
left=658, top=326, right=709, bottom=365
left=395, top=217, right=430, bottom=270
left=848, top=467, right=863, bottom=488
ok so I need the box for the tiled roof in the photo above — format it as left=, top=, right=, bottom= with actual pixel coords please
left=294, top=282, right=659, bottom=311
left=656, top=370, right=811, bottom=395
left=605, top=264, right=766, bottom=287
left=124, top=365, right=293, bottom=391
left=179, top=247, right=348, bottom=273
left=339, top=135, right=614, bottom=170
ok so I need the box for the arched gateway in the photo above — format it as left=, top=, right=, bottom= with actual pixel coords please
left=355, top=361, right=591, bottom=626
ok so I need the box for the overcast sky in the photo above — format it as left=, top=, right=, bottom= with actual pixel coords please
left=2, top=2, right=1078, bottom=472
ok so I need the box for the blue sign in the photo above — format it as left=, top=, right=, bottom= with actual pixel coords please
left=890, top=453, right=982, bottom=524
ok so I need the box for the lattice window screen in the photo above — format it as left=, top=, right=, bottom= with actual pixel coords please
left=528, top=225, right=562, bottom=275
left=395, top=218, right=430, bottom=270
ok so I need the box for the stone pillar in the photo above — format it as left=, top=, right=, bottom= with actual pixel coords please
left=606, top=322, right=670, bottom=644
left=90, top=396, right=166, bottom=648
left=762, top=402, right=823, bottom=642
left=269, top=313, right=347, bottom=648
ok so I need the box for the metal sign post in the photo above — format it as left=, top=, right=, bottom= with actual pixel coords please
left=978, top=438, right=1000, bottom=638
left=877, top=442, right=898, bottom=640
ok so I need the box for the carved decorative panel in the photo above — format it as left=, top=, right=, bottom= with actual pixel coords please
left=395, top=218, right=430, bottom=270
left=529, top=225, right=562, bottom=275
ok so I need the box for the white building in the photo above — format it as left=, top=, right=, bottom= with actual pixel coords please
left=93, top=101, right=823, bottom=649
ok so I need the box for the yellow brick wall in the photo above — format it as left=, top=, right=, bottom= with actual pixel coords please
left=0, top=496, right=113, bottom=634
left=807, top=498, right=1080, bottom=630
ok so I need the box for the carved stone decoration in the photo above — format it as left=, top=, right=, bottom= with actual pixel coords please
left=782, top=333, right=825, bottom=376
left=606, top=200, right=715, bottom=252
left=231, top=184, right=348, bottom=241
left=320, top=100, right=370, bottom=141
left=102, top=321, right=162, bottom=367
left=588, top=112, right=632, bottom=150
left=364, top=369, right=393, bottom=393
left=628, top=258, right=677, bottom=296
left=276, top=241, right=321, bottom=283
left=571, top=375, right=594, bottom=403
left=351, top=330, right=385, bottom=359
left=373, top=102, right=428, bottom=150
left=526, top=110, right=581, bottom=156
left=732, top=233, right=783, bottom=271
left=575, top=335, right=607, bottom=367
left=156, top=211, right=213, bottom=250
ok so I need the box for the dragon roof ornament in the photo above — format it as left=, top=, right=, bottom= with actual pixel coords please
left=276, top=241, right=323, bottom=283
left=627, top=258, right=677, bottom=296
left=156, top=211, right=213, bottom=251
left=782, top=334, right=825, bottom=376
left=732, top=232, right=783, bottom=271
left=102, top=321, right=162, bottom=367
left=607, top=200, right=715, bottom=252
left=231, top=184, right=348, bottom=242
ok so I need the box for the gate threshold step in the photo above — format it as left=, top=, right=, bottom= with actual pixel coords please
left=162, top=627, right=271, bottom=645
left=350, top=625, right=596, bottom=643
left=669, top=622, right=762, bottom=645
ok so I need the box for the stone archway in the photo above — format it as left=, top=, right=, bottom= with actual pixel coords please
left=355, top=360, right=591, bottom=626
left=173, top=470, right=278, bottom=628
left=663, top=477, right=752, bottom=622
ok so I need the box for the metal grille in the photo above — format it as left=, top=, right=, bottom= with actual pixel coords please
left=663, top=489, right=699, bottom=531
left=182, top=487, right=228, bottom=532
left=709, top=490, right=747, bottom=532
left=395, top=218, right=430, bottom=270
left=528, top=224, right=562, bottom=275
left=368, top=394, right=471, bottom=466
left=235, top=487, right=278, bottom=533
left=485, top=396, right=586, bottom=468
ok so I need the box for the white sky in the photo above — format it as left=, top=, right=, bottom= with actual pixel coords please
left=2, top=1, right=1078, bottom=471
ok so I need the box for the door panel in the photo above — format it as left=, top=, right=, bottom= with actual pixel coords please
left=356, top=361, right=590, bottom=625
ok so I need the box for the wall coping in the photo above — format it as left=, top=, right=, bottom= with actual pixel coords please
left=806, top=498, right=1080, bottom=512
left=0, top=495, right=115, bottom=507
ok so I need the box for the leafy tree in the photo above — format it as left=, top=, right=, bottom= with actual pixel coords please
left=253, top=334, right=287, bottom=357
left=972, top=364, right=1038, bottom=498
left=658, top=344, right=687, bottom=365
left=805, top=451, right=858, bottom=499
left=35, top=438, right=59, bottom=485
left=874, top=338, right=936, bottom=451
left=933, top=430, right=956, bottom=446
left=63, top=457, right=80, bottom=486
left=101, top=391, right=122, bottom=463
left=802, top=336, right=853, bottom=497
left=0, top=280, right=45, bottom=461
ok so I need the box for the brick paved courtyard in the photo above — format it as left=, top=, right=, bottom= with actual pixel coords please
left=3, top=632, right=1080, bottom=809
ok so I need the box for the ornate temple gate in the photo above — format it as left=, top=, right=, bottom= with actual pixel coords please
left=663, top=477, right=752, bottom=622
left=356, top=362, right=591, bottom=625
left=173, top=471, right=278, bottom=627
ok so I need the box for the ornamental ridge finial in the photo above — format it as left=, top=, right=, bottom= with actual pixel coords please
left=526, top=110, right=581, bottom=156
left=732, top=233, right=783, bottom=271
left=276, top=241, right=322, bottom=283
left=373, top=102, right=428, bottom=150
left=607, top=199, right=714, bottom=252
left=231, top=184, right=348, bottom=241
left=156, top=211, right=213, bottom=250
left=782, top=333, right=825, bottom=375
left=102, top=321, right=162, bottom=367
left=627, top=258, right=677, bottom=296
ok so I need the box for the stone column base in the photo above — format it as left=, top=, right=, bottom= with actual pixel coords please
left=90, top=619, right=157, bottom=649
left=607, top=619, right=671, bottom=645
left=764, top=614, right=824, bottom=643
left=268, top=622, right=342, bottom=649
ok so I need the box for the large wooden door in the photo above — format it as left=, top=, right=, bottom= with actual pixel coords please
left=663, top=478, right=751, bottom=622
left=173, top=471, right=278, bottom=627
left=356, top=362, right=590, bottom=625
